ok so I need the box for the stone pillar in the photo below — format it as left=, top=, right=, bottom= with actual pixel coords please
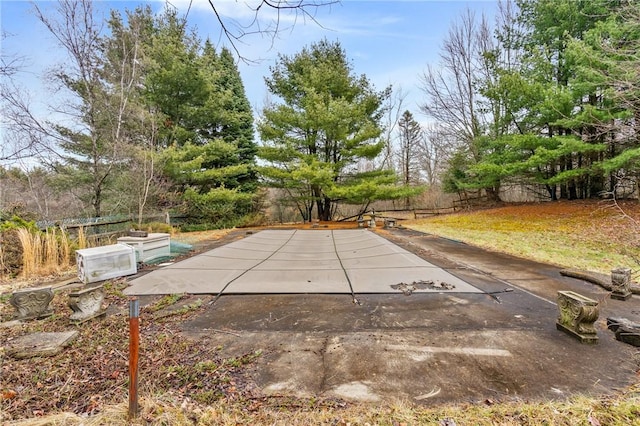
left=611, top=267, right=632, bottom=301
left=68, top=284, right=107, bottom=324
left=556, top=290, right=599, bottom=344
left=10, top=287, right=54, bottom=320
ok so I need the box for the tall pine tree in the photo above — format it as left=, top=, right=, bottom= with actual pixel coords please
left=259, top=40, right=418, bottom=221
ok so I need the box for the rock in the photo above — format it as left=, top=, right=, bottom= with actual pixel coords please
left=5, top=331, right=79, bottom=359
left=607, top=317, right=640, bottom=347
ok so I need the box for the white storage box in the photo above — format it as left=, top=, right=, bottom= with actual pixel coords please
left=117, top=233, right=171, bottom=262
left=76, top=244, right=137, bottom=284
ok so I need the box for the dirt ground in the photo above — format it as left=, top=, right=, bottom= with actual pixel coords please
left=173, top=225, right=640, bottom=404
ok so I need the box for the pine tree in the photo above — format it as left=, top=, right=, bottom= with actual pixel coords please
left=259, top=40, right=418, bottom=221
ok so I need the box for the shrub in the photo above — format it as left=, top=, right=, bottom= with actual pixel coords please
left=136, top=221, right=174, bottom=234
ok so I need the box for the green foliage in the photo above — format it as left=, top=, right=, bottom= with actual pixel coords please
left=181, top=187, right=255, bottom=229
left=162, top=140, right=257, bottom=226
left=327, top=170, right=424, bottom=204
left=0, top=215, right=39, bottom=232
left=443, top=0, right=637, bottom=201
left=134, top=221, right=174, bottom=233
left=26, top=4, right=257, bottom=221
left=142, top=12, right=258, bottom=224
left=600, top=148, right=640, bottom=173
left=258, top=39, right=410, bottom=220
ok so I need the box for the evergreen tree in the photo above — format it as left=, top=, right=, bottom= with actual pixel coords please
left=217, top=48, right=256, bottom=163
left=566, top=1, right=640, bottom=197
left=142, top=10, right=258, bottom=226
left=258, top=40, right=416, bottom=221
left=396, top=110, right=423, bottom=187
left=396, top=110, right=424, bottom=209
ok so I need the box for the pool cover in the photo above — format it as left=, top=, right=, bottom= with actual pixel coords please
left=123, top=230, right=481, bottom=296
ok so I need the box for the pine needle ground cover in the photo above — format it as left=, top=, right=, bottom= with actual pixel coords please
left=406, top=200, right=640, bottom=275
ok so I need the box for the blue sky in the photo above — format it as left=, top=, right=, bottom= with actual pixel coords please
left=1, top=0, right=497, bottom=137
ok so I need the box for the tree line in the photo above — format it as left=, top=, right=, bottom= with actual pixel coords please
left=2, top=0, right=639, bottom=227
left=420, top=0, right=640, bottom=202
left=3, top=2, right=260, bottom=227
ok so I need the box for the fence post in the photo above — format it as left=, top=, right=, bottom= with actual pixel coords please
left=128, top=297, right=140, bottom=420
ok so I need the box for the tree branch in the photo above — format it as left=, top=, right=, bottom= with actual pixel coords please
left=194, top=0, right=339, bottom=63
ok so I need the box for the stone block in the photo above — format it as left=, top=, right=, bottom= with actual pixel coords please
left=68, top=284, right=107, bottom=324
left=611, top=267, right=632, bottom=301
left=556, top=290, right=599, bottom=344
left=9, top=286, right=54, bottom=320
left=6, top=331, right=79, bottom=359
left=607, top=317, right=640, bottom=347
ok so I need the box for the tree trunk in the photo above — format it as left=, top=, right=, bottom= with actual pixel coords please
left=93, top=185, right=102, bottom=217
left=485, top=186, right=501, bottom=202
left=319, top=197, right=332, bottom=221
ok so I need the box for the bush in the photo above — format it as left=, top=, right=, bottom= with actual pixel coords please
left=136, top=221, right=174, bottom=234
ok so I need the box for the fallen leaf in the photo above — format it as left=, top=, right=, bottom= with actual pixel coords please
left=588, top=416, right=601, bottom=426
left=2, top=390, right=17, bottom=400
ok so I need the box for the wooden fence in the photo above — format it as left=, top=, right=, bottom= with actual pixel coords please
left=36, top=213, right=184, bottom=241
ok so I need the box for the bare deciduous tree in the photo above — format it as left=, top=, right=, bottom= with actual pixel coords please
left=420, top=9, right=485, bottom=151
left=378, top=87, right=407, bottom=171
left=197, top=0, right=339, bottom=62
left=420, top=124, right=456, bottom=187
left=0, top=32, right=55, bottom=163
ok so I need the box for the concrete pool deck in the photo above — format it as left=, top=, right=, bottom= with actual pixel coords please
left=124, top=226, right=640, bottom=404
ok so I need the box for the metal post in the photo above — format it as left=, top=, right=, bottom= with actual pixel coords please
left=128, top=297, right=140, bottom=420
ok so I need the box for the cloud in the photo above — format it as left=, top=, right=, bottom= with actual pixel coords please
left=165, top=1, right=426, bottom=44
left=168, top=0, right=323, bottom=27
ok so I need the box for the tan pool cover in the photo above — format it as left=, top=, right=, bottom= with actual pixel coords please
left=124, top=230, right=480, bottom=296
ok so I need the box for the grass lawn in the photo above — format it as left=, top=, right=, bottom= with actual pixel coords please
left=404, top=200, right=640, bottom=276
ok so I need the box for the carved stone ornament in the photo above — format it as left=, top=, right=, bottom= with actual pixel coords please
left=556, top=290, right=599, bottom=344
left=9, top=286, right=54, bottom=320
left=68, top=284, right=107, bottom=324
left=610, top=267, right=632, bottom=301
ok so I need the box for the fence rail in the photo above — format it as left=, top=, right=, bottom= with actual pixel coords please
left=36, top=213, right=184, bottom=237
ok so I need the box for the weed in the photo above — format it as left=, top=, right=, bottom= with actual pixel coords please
left=194, top=360, right=218, bottom=372
left=148, top=294, right=184, bottom=312
left=172, top=299, right=203, bottom=315
left=77, top=226, right=87, bottom=250
left=223, top=350, right=262, bottom=368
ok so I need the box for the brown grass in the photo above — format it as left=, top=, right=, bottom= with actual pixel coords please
left=77, top=226, right=87, bottom=250
left=16, top=228, right=40, bottom=278
left=12, top=227, right=74, bottom=280
left=4, top=386, right=640, bottom=425
left=405, top=200, right=640, bottom=275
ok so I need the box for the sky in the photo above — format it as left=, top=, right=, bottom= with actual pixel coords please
left=1, top=0, right=498, bottom=153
